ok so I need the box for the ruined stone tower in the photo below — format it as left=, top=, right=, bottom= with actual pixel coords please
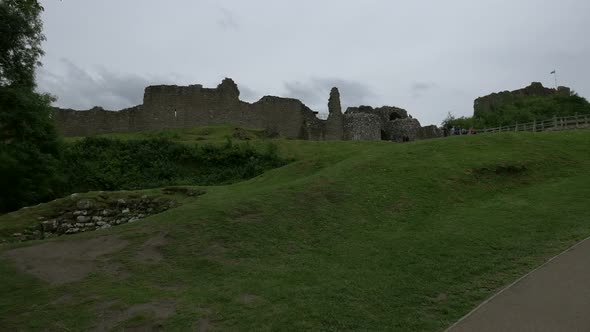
left=325, top=87, right=344, bottom=140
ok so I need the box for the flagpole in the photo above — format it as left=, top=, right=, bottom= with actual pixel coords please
left=551, top=70, right=558, bottom=89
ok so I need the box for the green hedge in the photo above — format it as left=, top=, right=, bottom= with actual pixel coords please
left=61, top=137, right=287, bottom=193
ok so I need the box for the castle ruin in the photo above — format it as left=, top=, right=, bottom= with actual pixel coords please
left=474, top=82, right=572, bottom=117
left=53, top=78, right=442, bottom=142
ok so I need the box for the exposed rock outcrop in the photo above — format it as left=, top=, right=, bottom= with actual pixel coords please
left=9, top=196, right=177, bottom=242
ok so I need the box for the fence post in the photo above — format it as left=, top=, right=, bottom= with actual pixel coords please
left=561, top=117, right=564, bottom=130
left=515, top=122, right=518, bottom=132
left=553, top=115, right=557, bottom=129
left=533, top=119, right=536, bottom=132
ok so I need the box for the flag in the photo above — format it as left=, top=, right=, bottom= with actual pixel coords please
left=550, top=70, right=556, bottom=74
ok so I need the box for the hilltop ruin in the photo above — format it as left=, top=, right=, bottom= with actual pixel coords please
left=474, top=82, right=572, bottom=117
left=53, top=78, right=442, bottom=142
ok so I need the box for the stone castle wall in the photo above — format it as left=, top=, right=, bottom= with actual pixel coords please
left=54, top=79, right=327, bottom=139
left=474, top=82, right=571, bottom=117
left=53, top=78, right=443, bottom=142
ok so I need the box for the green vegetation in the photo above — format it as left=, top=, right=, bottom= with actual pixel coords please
left=0, top=0, right=63, bottom=213
left=443, top=93, right=590, bottom=129
left=61, top=136, right=286, bottom=192
left=1, top=129, right=589, bottom=331
left=1, top=123, right=285, bottom=213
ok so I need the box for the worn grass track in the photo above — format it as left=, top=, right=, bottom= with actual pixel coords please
left=1, top=128, right=589, bottom=331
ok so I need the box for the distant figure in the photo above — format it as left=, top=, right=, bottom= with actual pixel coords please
left=469, top=128, right=476, bottom=135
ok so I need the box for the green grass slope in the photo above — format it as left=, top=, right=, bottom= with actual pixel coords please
left=1, top=129, right=590, bottom=331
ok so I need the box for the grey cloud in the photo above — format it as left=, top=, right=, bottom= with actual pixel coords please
left=411, top=82, right=438, bottom=98
left=238, top=84, right=261, bottom=103
left=37, top=59, right=262, bottom=110
left=283, top=78, right=377, bottom=114
left=37, top=0, right=590, bottom=125
left=36, top=59, right=174, bottom=110
left=217, top=8, right=239, bottom=31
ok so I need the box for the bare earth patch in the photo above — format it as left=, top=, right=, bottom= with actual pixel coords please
left=92, top=300, right=176, bottom=332
left=239, top=293, right=260, bottom=305
left=2, top=235, right=128, bottom=285
left=136, top=232, right=168, bottom=264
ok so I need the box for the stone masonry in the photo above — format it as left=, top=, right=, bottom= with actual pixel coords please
left=474, top=82, right=572, bottom=117
left=53, top=78, right=442, bottom=142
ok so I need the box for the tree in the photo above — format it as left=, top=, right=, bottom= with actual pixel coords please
left=0, top=0, right=45, bottom=88
left=0, top=0, right=62, bottom=213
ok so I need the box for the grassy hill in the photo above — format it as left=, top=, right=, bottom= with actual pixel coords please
left=1, top=127, right=590, bottom=331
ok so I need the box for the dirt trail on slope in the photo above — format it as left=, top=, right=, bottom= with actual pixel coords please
left=2, top=235, right=128, bottom=285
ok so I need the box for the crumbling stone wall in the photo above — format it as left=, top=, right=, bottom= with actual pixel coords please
left=386, top=118, right=422, bottom=142
left=417, top=125, right=443, bottom=140
left=343, top=113, right=381, bottom=140
left=474, top=82, right=571, bottom=117
left=325, top=88, right=344, bottom=140
left=52, top=106, right=141, bottom=137
left=344, top=104, right=434, bottom=142
left=53, top=77, right=442, bottom=142
left=54, top=78, right=324, bottom=140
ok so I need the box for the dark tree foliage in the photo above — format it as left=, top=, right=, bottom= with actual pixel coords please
left=0, top=87, right=63, bottom=212
left=0, top=0, right=45, bottom=88
left=0, top=0, right=62, bottom=213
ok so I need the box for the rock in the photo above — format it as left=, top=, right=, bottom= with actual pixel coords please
left=122, top=208, right=130, bottom=214
left=100, top=224, right=111, bottom=229
left=92, top=216, right=103, bottom=222
left=101, top=209, right=112, bottom=216
left=96, top=221, right=107, bottom=226
left=41, top=220, right=57, bottom=232
left=76, top=199, right=94, bottom=210
left=70, top=193, right=79, bottom=199
left=12, top=233, right=22, bottom=237
left=117, top=199, right=126, bottom=205
left=76, top=216, right=91, bottom=223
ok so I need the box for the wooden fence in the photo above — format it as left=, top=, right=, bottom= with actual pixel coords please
left=471, top=114, right=590, bottom=134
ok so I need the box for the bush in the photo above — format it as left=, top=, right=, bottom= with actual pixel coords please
left=0, top=87, right=63, bottom=213
left=61, top=137, right=287, bottom=193
left=443, top=94, right=590, bottom=129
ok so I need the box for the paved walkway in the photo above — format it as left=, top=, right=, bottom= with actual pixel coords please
left=447, top=237, right=590, bottom=332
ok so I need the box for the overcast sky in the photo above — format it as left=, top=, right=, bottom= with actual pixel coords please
left=36, top=0, right=590, bottom=125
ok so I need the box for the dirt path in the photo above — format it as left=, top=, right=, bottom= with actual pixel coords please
left=2, top=235, right=128, bottom=285
left=447, top=236, right=590, bottom=332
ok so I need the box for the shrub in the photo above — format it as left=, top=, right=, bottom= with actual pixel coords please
left=60, top=137, right=287, bottom=193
